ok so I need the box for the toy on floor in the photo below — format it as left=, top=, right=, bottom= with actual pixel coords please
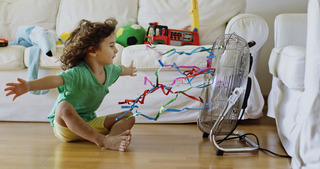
left=116, top=24, right=146, bottom=47
left=9, top=25, right=64, bottom=95
left=0, top=38, right=8, bottom=47
left=144, top=22, right=200, bottom=46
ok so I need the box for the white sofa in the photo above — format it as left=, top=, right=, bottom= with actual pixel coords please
left=0, top=0, right=268, bottom=123
left=268, top=0, right=320, bottom=167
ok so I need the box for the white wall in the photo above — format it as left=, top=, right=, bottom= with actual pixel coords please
left=246, top=0, right=308, bottom=95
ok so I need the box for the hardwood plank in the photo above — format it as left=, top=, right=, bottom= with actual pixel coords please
left=0, top=117, right=291, bottom=169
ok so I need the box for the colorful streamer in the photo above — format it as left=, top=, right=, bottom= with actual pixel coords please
left=116, top=45, right=216, bottom=121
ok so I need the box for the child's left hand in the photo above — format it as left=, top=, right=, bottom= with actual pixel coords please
left=121, top=60, right=137, bottom=76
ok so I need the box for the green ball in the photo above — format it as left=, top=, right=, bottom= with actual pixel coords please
left=116, top=24, right=146, bottom=47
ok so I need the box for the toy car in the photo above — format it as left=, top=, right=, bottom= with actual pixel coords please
left=0, top=38, right=8, bottom=47
left=144, top=22, right=199, bottom=46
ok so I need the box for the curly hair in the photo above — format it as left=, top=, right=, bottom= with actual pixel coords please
left=60, top=17, right=118, bottom=70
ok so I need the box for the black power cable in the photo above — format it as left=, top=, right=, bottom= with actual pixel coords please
left=216, top=133, right=291, bottom=158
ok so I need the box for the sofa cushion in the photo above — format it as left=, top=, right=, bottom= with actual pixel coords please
left=138, top=0, right=246, bottom=45
left=56, top=0, right=138, bottom=36
left=121, top=44, right=212, bottom=70
left=0, top=0, right=59, bottom=41
left=24, top=45, right=64, bottom=69
left=24, top=44, right=124, bottom=68
left=269, top=46, right=306, bottom=90
left=0, top=46, right=25, bottom=70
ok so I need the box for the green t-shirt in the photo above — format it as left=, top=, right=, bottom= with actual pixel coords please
left=48, top=62, right=122, bottom=127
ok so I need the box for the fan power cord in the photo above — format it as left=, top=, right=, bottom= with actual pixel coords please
left=217, top=133, right=291, bottom=158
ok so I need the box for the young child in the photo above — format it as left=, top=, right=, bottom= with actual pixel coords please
left=4, top=18, right=137, bottom=152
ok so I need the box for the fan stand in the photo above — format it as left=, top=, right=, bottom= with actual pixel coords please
left=211, top=130, right=259, bottom=156
left=208, top=87, right=259, bottom=155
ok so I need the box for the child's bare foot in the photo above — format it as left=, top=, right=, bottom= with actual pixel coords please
left=101, top=130, right=132, bottom=151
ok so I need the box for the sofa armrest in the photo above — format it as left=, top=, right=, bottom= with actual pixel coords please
left=225, top=13, right=269, bottom=75
left=269, top=46, right=306, bottom=90
left=274, top=14, right=307, bottom=48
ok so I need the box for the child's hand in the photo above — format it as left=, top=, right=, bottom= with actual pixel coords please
left=121, top=60, right=137, bottom=76
left=4, top=78, right=29, bottom=101
left=128, top=60, right=137, bottom=76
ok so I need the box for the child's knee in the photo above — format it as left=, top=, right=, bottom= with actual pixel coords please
left=55, top=101, right=76, bottom=118
left=122, top=111, right=135, bottom=124
left=126, top=111, right=135, bottom=119
left=126, top=111, right=133, bottom=117
left=56, top=100, right=73, bottom=112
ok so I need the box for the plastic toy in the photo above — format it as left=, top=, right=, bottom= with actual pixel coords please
left=144, top=0, right=200, bottom=46
left=144, top=22, right=200, bottom=46
left=116, top=24, right=146, bottom=47
left=57, top=31, right=71, bottom=45
left=189, top=0, right=200, bottom=32
left=0, top=38, right=8, bottom=47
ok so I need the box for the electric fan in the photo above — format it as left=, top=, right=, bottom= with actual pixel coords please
left=197, top=33, right=259, bottom=155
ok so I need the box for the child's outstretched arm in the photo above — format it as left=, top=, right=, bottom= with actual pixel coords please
left=120, top=60, right=137, bottom=76
left=4, top=75, right=64, bottom=101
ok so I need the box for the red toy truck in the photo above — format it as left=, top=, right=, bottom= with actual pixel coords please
left=144, top=22, right=199, bottom=46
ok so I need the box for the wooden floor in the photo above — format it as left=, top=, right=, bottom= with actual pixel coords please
left=0, top=116, right=291, bottom=169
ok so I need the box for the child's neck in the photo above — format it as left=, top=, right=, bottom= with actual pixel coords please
left=85, top=60, right=106, bottom=84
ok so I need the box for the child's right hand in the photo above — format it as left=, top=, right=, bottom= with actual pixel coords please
left=4, top=78, right=29, bottom=101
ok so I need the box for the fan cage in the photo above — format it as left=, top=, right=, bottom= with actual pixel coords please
left=198, top=33, right=250, bottom=135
